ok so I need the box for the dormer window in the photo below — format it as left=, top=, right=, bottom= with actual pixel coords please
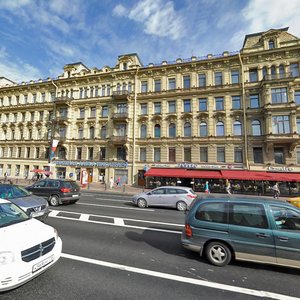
left=123, top=62, right=128, bottom=70
left=268, top=39, right=275, bottom=49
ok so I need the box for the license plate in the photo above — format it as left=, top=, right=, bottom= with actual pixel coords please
left=72, top=194, right=78, bottom=197
left=32, top=255, right=54, bottom=273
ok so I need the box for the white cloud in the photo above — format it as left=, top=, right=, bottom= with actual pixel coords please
left=242, top=0, right=300, bottom=36
left=113, top=4, right=127, bottom=17
left=116, top=0, right=185, bottom=40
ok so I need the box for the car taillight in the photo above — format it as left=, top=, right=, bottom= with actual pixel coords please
left=185, top=224, right=192, bottom=238
left=60, top=188, right=71, bottom=193
left=187, top=194, right=197, bottom=199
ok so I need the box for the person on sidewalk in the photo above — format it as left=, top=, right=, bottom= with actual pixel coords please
left=204, top=181, right=210, bottom=194
left=225, top=179, right=232, bottom=195
left=109, top=177, right=114, bottom=189
left=272, top=182, right=280, bottom=199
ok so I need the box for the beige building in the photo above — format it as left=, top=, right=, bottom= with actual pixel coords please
left=0, top=27, right=299, bottom=186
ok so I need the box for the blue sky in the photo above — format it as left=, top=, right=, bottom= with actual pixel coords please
left=0, top=0, right=299, bottom=82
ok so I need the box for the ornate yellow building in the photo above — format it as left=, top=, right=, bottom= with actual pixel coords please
left=0, top=27, right=299, bottom=186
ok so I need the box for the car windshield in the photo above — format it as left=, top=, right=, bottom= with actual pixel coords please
left=0, top=185, right=31, bottom=199
left=0, top=202, right=29, bottom=228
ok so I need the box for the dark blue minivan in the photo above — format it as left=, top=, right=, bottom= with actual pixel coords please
left=181, top=195, right=300, bottom=268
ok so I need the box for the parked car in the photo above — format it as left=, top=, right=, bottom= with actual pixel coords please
left=287, top=196, right=300, bottom=208
left=132, top=186, right=197, bottom=211
left=181, top=194, right=300, bottom=269
left=26, top=179, right=81, bottom=206
left=0, top=184, right=49, bottom=221
left=0, top=198, right=62, bottom=291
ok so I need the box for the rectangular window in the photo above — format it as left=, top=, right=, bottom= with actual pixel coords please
left=79, top=108, right=85, bottom=118
left=199, top=98, right=207, bottom=111
left=234, top=148, right=243, bottom=163
left=95, top=86, right=99, bottom=96
left=274, top=147, right=284, bottom=164
left=184, top=147, right=191, bottom=162
left=60, top=108, right=68, bottom=117
left=198, top=73, right=206, bottom=87
left=154, top=79, right=161, bottom=92
left=271, top=88, right=288, bottom=104
left=141, top=81, right=148, bottom=93
left=76, top=147, right=82, bottom=160
left=295, top=90, right=300, bottom=105
left=231, top=70, right=239, bottom=84
left=90, top=107, right=96, bottom=118
left=249, top=94, right=259, bottom=108
left=24, top=94, right=28, bottom=104
left=84, top=88, right=88, bottom=98
left=140, top=148, right=146, bottom=162
left=169, top=147, right=176, bottom=162
left=214, top=72, right=223, bottom=85
left=217, top=147, right=225, bottom=162
left=183, top=99, right=191, bottom=112
left=290, top=63, right=299, bottom=77
left=32, top=94, right=36, bottom=103
left=8, top=147, right=13, bottom=158
left=200, top=147, right=208, bottom=162
left=59, top=127, right=66, bottom=138
left=102, top=106, right=108, bottom=117
left=107, top=85, right=111, bottom=96
left=140, top=103, right=147, bottom=115
left=26, top=147, right=30, bottom=158
left=183, top=75, right=191, bottom=89
left=101, top=85, right=106, bottom=96
left=41, top=93, right=45, bottom=102
left=117, top=147, right=126, bottom=160
left=50, top=92, right=55, bottom=102
left=272, top=116, right=290, bottom=134
left=17, top=147, right=21, bottom=158
left=168, top=78, right=176, bottom=90
left=154, top=102, right=161, bottom=114
left=100, top=147, right=106, bottom=160
left=154, top=148, right=161, bottom=162
left=168, top=101, right=176, bottom=113
left=215, top=97, right=224, bottom=110
left=36, top=147, right=40, bottom=159
left=88, top=147, right=93, bottom=160
left=253, top=147, right=263, bottom=164
left=232, top=96, right=241, bottom=110
left=249, top=68, right=258, bottom=82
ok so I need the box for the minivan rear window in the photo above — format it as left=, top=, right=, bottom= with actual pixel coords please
left=195, top=202, right=227, bottom=224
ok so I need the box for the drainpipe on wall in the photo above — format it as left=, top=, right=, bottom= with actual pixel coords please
left=238, top=53, right=250, bottom=170
left=132, top=66, right=140, bottom=185
left=50, top=80, right=58, bottom=178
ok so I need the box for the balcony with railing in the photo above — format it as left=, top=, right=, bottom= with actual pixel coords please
left=112, top=90, right=130, bottom=100
left=109, top=135, right=128, bottom=144
left=262, top=72, right=295, bottom=82
left=111, top=111, right=129, bottom=120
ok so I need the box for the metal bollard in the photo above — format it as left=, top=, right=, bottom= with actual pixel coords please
left=123, top=184, right=125, bottom=192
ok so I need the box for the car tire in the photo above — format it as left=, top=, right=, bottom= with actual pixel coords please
left=49, top=195, right=60, bottom=206
left=70, top=200, right=78, bottom=204
left=137, top=198, right=147, bottom=208
left=205, top=241, right=232, bottom=267
left=176, top=201, right=187, bottom=211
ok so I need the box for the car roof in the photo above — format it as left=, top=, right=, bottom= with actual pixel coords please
left=194, top=194, right=294, bottom=206
left=0, top=198, right=10, bottom=204
left=154, top=186, right=192, bottom=189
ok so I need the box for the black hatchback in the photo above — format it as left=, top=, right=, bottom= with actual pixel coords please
left=26, top=179, right=81, bottom=206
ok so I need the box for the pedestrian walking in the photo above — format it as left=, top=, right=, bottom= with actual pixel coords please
left=109, top=177, right=114, bottom=189
left=204, top=181, right=210, bottom=194
left=225, top=179, right=231, bottom=195
left=272, top=182, right=280, bottom=199
left=99, top=173, right=103, bottom=183
left=117, top=176, right=121, bottom=187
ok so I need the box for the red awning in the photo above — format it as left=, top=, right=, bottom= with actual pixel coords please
left=220, top=170, right=271, bottom=181
left=266, top=172, right=300, bottom=182
left=144, top=168, right=188, bottom=178
left=186, top=170, right=222, bottom=179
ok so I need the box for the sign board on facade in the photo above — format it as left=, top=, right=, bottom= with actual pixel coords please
left=55, top=161, right=128, bottom=168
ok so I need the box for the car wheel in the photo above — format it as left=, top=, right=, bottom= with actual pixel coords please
left=137, top=198, right=147, bottom=208
left=70, top=200, right=78, bottom=204
left=176, top=201, right=187, bottom=211
left=49, top=195, right=60, bottom=206
left=205, top=241, right=232, bottom=267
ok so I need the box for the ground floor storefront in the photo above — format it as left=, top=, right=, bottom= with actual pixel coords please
left=144, top=168, right=300, bottom=196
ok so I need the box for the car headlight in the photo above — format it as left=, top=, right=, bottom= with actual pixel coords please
left=0, top=251, right=15, bottom=265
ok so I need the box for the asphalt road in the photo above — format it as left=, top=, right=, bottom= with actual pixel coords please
left=2, top=191, right=300, bottom=300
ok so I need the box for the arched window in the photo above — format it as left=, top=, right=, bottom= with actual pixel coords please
left=78, top=127, right=83, bottom=139
left=268, top=40, right=275, bottom=49
left=252, top=120, right=261, bottom=136
left=140, top=124, right=147, bottom=138
left=279, top=64, right=285, bottom=78
left=271, top=66, right=276, bottom=76
left=89, top=126, right=95, bottom=139
left=154, top=124, right=161, bottom=138
left=199, top=122, right=207, bottom=137
left=233, top=121, right=242, bottom=136
left=169, top=123, right=176, bottom=138
left=216, top=121, right=224, bottom=136
left=297, top=118, right=300, bottom=134
left=100, top=126, right=107, bottom=139
left=184, top=122, right=191, bottom=137
left=262, top=67, right=267, bottom=79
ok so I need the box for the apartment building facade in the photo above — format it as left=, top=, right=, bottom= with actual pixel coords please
left=0, top=27, right=299, bottom=186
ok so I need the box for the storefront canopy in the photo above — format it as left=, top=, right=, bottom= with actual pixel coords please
left=145, top=168, right=300, bottom=182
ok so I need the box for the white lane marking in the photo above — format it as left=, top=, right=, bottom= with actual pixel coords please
left=84, top=193, right=131, bottom=199
left=49, top=211, right=181, bottom=234
left=61, top=253, right=297, bottom=300
left=49, top=210, right=59, bottom=217
left=49, top=209, right=183, bottom=227
left=95, top=198, right=132, bottom=203
left=79, top=214, right=89, bottom=221
left=114, top=218, right=124, bottom=226
left=76, top=202, right=155, bottom=212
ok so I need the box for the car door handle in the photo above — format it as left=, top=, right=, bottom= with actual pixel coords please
left=278, top=236, right=289, bottom=242
left=256, top=233, right=270, bottom=238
